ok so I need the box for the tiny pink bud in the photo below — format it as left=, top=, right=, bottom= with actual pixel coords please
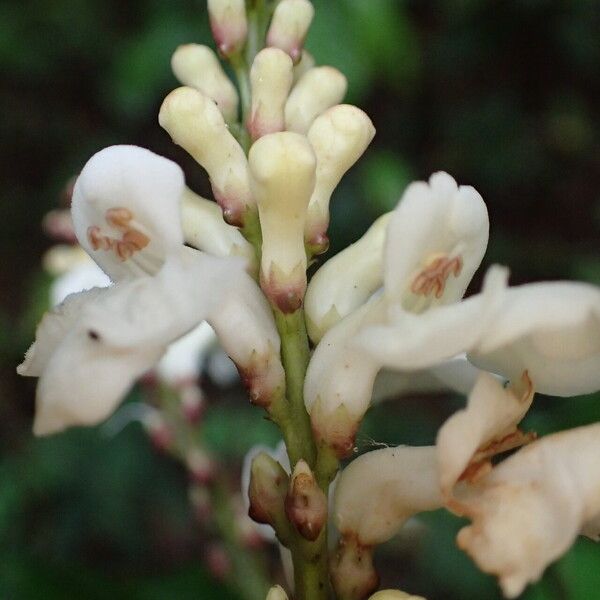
left=267, top=0, right=314, bottom=64
left=186, top=448, right=216, bottom=485
left=206, top=543, right=231, bottom=579
left=189, top=485, right=212, bottom=523
left=143, top=412, right=174, bottom=452
left=181, top=385, right=205, bottom=423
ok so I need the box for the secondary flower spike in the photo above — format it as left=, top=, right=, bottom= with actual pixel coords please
left=171, top=44, right=239, bottom=123
left=285, top=67, right=348, bottom=134
left=266, top=0, right=314, bottom=63
left=305, top=104, right=375, bottom=253
left=248, top=48, right=294, bottom=141
left=207, top=0, right=247, bottom=57
left=159, top=86, right=254, bottom=226
left=249, top=132, right=316, bottom=312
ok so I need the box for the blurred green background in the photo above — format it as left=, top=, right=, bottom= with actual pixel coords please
left=1, top=0, right=600, bottom=598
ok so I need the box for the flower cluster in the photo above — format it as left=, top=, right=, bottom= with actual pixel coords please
left=19, top=1, right=600, bottom=599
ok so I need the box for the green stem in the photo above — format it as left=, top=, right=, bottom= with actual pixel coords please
left=230, top=54, right=252, bottom=153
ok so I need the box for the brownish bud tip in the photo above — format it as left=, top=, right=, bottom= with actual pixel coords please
left=331, top=536, right=379, bottom=600
left=248, top=452, right=289, bottom=528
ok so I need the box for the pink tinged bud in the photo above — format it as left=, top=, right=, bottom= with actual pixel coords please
left=305, top=105, right=375, bottom=252
left=248, top=451, right=289, bottom=530
left=180, top=385, right=205, bottom=424
left=248, top=48, right=294, bottom=141
left=171, top=44, right=239, bottom=123
left=186, top=448, right=216, bottom=484
left=248, top=132, right=316, bottom=312
left=42, top=209, right=77, bottom=243
left=206, top=543, right=232, bottom=579
left=159, top=87, right=254, bottom=226
left=189, top=485, right=212, bottom=523
left=284, top=460, right=328, bottom=541
left=266, top=0, right=314, bottom=64
left=331, top=536, right=379, bottom=600
left=310, top=399, right=360, bottom=459
left=285, top=67, right=347, bottom=134
left=142, top=412, right=174, bottom=452
left=207, top=0, right=248, bottom=57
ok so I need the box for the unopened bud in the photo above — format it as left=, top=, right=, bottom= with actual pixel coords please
left=293, top=50, right=315, bottom=83
left=186, top=448, right=216, bottom=484
left=266, top=585, right=289, bottom=600
left=42, top=209, right=76, bottom=243
left=171, top=44, right=239, bottom=123
left=285, top=460, right=327, bottom=541
left=285, top=67, right=347, bottom=134
left=181, top=188, right=256, bottom=270
left=305, top=105, right=375, bottom=252
left=249, top=132, right=316, bottom=312
left=206, top=543, right=231, bottom=579
left=310, top=398, right=361, bottom=459
left=369, top=591, right=427, bottom=600
left=181, top=384, right=205, bottom=424
left=331, top=536, right=379, bottom=600
left=159, top=87, right=254, bottom=226
left=305, top=213, right=391, bottom=343
left=248, top=452, right=289, bottom=530
left=248, top=48, right=294, bottom=141
left=189, top=485, right=212, bottom=522
left=207, top=0, right=248, bottom=57
left=142, top=411, right=174, bottom=452
left=267, top=0, right=314, bottom=63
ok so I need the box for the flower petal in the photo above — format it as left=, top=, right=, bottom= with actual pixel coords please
left=456, top=423, right=600, bottom=598
left=72, top=145, right=185, bottom=281
left=384, top=172, right=489, bottom=311
left=469, top=281, right=600, bottom=396
left=333, top=446, right=442, bottom=546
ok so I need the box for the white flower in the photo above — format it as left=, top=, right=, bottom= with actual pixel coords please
left=455, top=423, right=600, bottom=598
left=171, top=44, right=238, bottom=123
left=19, top=145, right=282, bottom=434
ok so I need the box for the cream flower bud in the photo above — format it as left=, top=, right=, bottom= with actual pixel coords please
left=285, top=67, right=348, bottom=134
left=266, top=586, right=289, bottom=600
left=266, top=0, right=314, bottom=63
left=181, top=188, right=255, bottom=270
left=207, top=0, right=248, bottom=57
left=456, top=423, right=600, bottom=598
left=249, top=132, right=316, bottom=312
left=285, top=460, right=328, bottom=541
left=369, top=591, right=427, bottom=600
left=305, top=105, right=375, bottom=252
left=171, top=44, right=239, bottom=123
left=293, top=50, right=315, bottom=83
left=159, top=87, right=254, bottom=226
left=334, top=446, right=442, bottom=546
left=305, top=212, right=390, bottom=343
left=331, top=537, right=378, bottom=600
left=248, top=48, right=294, bottom=141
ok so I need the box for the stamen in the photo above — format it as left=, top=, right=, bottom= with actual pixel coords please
left=411, top=254, right=463, bottom=299
left=86, top=207, right=151, bottom=262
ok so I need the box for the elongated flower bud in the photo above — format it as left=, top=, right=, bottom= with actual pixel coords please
left=159, top=87, right=254, bottom=226
left=293, top=50, right=315, bottom=83
left=305, top=104, right=375, bottom=252
left=171, top=44, right=239, bottom=123
left=285, top=460, right=327, bottom=541
left=181, top=188, right=256, bottom=271
left=305, top=213, right=391, bottom=343
left=266, top=586, right=289, bottom=600
left=331, top=536, right=378, bottom=600
left=285, top=67, right=347, bottom=134
left=248, top=48, right=294, bottom=141
left=266, top=0, right=314, bottom=63
left=248, top=452, right=289, bottom=532
left=207, top=0, right=247, bottom=57
left=249, top=132, right=316, bottom=312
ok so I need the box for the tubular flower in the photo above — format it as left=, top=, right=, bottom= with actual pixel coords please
left=305, top=104, right=376, bottom=253
left=171, top=44, right=239, bottom=123
left=207, top=0, right=247, bottom=57
left=19, top=145, right=283, bottom=433
left=455, top=423, right=600, bottom=598
left=249, top=131, right=316, bottom=312
left=248, top=48, right=294, bottom=141
left=266, top=0, right=314, bottom=64
left=159, top=86, right=254, bottom=226
left=285, top=66, right=348, bottom=134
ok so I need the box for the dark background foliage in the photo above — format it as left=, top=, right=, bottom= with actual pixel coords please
left=1, top=1, right=599, bottom=598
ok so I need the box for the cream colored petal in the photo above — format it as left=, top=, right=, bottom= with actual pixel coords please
left=285, top=67, right=347, bottom=134
left=456, top=423, right=600, bottom=598
left=469, top=281, right=600, bottom=396
left=292, top=50, right=315, bottom=83
left=171, top=44, right=238, bottom=123
left=436, top=371, right=534, bottom=498
left=50, top=260, right=111, bottom=307
left=384, top=172, right=489, bottom=312
left=357, top=265, right=508, bottom=371
left=72, top=145, right=185, bottom=281
left=266, top=585, right=289, bottom=600
left=333, top=446, right=442, bottom=546
left=159, top=87, right=254, bottom=225
left=181, top=188, right=255, bottom=269
left=305, top=212, right=390, bottom=343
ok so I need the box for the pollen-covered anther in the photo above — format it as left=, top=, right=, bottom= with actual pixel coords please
left=87, top=207, right=150, bottom=262
left=411, top=254, right=463, bottom=298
